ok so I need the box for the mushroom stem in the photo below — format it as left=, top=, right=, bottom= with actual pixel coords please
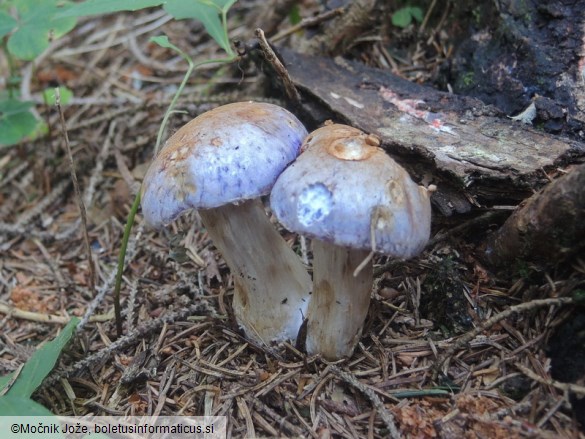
left=198, top=199, right=312, bottom=344
left=305, top=240, right=374, bottom=360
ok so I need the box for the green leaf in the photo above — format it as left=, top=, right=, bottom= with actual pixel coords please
left=0, top=396, right=57, bottom=416
left=0, top=372, right=14, bottom=393
left=210, top=0, right=237, bottom=11
left=288, top=4, right=301, bottom=26
left=0, top=99, right=39, bottom=147
left=0, top=11, right=17, bottom=38
left=391, top=6, right=423, bottom=29
left=0, top=98, right=34, bottom=114
left=42, top=86, right=73, bottom=105
left=150, top=35, right=174, bottom=49
left=56, top=0, right=165, bottom=18
left=6, top=0, right=77, bottom=60
left=164, top=0, right=230, bottom=53
left=410, top=6, right=423, bottom=22
left=5, top=318, right=78, bottom=398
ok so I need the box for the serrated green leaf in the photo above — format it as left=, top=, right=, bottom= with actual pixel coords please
left=5, top=318, right=78, bottom=397
left=6, top=0, right=76, bottom=60
left=56, top=0, right=165, bottom=18
left=0, top=11, right=17, bottom=38
left=0, top=396, right=57, bottom=417
left=164, top=0, right=230, bottom=53
left=0, top=99, right=38, bottom=147
left=42, top=86, right=73, bottom=105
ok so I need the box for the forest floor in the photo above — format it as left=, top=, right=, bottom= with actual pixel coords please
left=0, top=1, right=584, bottom=438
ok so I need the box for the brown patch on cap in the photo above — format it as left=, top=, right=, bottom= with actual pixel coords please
left=194, top=102, right=270, bottom=124
left=365, top=134, right=381, bottom=147
left=386, top=179, right=405, bottom=204
left=326, top=137, right=377, bottom=161
left=373, top=205, right=394, bottom=231
left=154, top=102, right=278, bottom=169
left=305, top=123, right=380, bottom=161
left=175, top=181, right=197, bottom=203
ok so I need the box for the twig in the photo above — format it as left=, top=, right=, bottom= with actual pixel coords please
left=427, top=210, right=506, bottom=247
left=153, top=362, right=176, bottom=417
left=41, top=302, right=213, bottom=389
left=301, top=0, right=376, bottom=56
left=125, top=277, right=139, bottom=331
left=0, top=302, right=113, bottom=324
left=236, top=397, right=256, bottom=438
left=418, top=0, right=437, bottom=34
left=245, top=396, right=306, bottom=437
left=433, top=297, right=575, bottom=379
left=52, top=12, right=172, bottom=58
left=0, top=219, right=80, bottom=244
left=514, top=363, right=585, bottom=396
left=255, top=28, right=301, bottom=105
left=13, top=180, right=70, bottom=229
left=83, top=121, right=115, bottom=208
left=56, top=88, right=96, bottom=291
left=0, top=162, right=28, bottom=187
left=271, top=8, right=345, bottom=42
left=329, top=365, right=401, bottom=439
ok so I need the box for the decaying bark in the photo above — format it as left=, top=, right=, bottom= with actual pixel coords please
left=278, top=48, right=585, bottom=215
left=484, top=162, right=585, bottom=268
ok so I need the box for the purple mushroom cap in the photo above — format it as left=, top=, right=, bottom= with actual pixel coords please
left=141, top=102, right=308, bottom=227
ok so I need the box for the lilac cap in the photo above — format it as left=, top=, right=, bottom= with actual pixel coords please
left=270, top=124, right=432, bottom=258
left=141, top=102, right=308, bottom=228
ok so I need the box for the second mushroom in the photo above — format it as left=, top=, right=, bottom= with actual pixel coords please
left=271, top=124, right=433, bottom=360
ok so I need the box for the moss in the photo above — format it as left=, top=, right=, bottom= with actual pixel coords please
left=461, top=71, right=475, bottom=87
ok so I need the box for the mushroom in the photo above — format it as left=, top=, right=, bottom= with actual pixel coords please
left=141, top=102, right=312, bottom=344
left=270, top=124, right=433, bottom=360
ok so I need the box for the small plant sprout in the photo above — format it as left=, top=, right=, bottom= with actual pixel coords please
left=271, top=124, right=433, bottom=360
left=141, top=102, right=312, bottom=345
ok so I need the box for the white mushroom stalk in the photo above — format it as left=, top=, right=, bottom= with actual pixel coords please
left=311, top=240, right=373, bottom=359
left=198, top=199, right=311, bottom=342
left=271, top=124, right=433, bottom=360
left=141, top=102, right=312, bottom=344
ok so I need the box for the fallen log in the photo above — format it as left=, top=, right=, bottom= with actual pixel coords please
left=278, top=48, right=585, bottom=216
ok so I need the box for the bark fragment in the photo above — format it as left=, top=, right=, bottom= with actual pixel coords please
left=278, top=48, right=585, bottom=215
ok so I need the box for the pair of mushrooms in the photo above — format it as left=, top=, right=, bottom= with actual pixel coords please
left=141, top=102, right=432, bottom=360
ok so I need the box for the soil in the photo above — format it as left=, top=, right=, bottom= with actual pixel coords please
left=441, top=0, right=585, bottom=137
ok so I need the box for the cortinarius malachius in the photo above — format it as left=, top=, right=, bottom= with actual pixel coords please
left=271, top=124, right=433, bottom=360
left=141, top=102, right=312, bottom=345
